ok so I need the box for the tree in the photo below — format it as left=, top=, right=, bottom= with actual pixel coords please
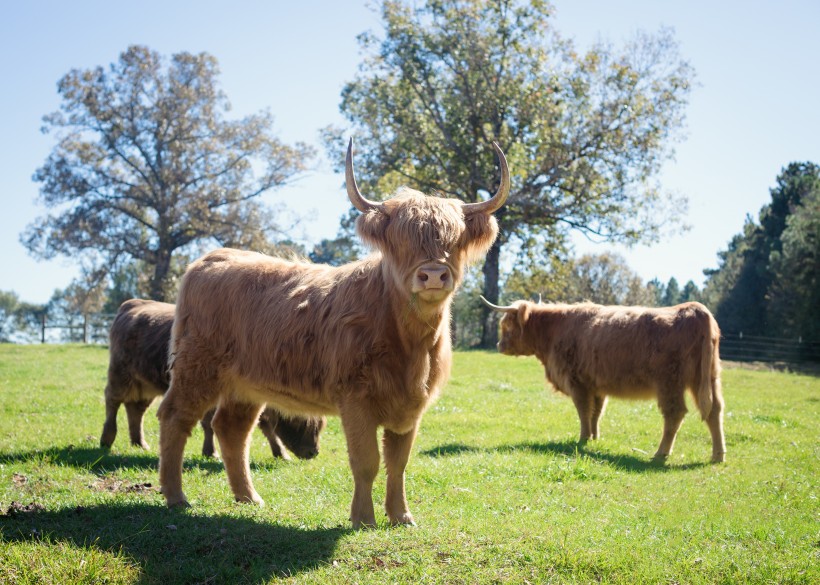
left=767, top=184, right=820, bottom=341
left=0, top=291, right=20, bottom=342
left=325, top=0, right=692, bottom=346
left=662, top=277, right=681, bottom=306
left=680, top=280, right=701, bottom=303
left=308, top=210, right=362, bottom=266
left=565, top=252, right=654, bottom=305
left=646, top=277, right=666, bottom=306
left=703, top=162, right=819, bottom=336
left=23, top=45, right=315, bottom=302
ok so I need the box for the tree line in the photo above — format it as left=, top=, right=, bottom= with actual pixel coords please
left=4, top=0, right=817, bottom=356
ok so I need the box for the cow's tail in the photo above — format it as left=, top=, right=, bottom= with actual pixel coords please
left=697, top=315, right=721, bottom=420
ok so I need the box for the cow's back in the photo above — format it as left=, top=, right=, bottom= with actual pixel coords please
left=172, top=248, right=410, bottom=416
left=538, top=302, right=715, bottom=397
left=109, top=299, right=175, bottom=394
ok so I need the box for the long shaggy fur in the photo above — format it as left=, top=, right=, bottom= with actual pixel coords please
left=497, top=300, right=726, bottom=462
left=100, top=299, right=324, bottom=458
left=158, top=186, right=500, bottom=526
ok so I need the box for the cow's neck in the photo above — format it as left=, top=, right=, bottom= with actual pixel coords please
left=526, top=308, right=554, bottom=359
left=388, top=286, right=450, bottom=353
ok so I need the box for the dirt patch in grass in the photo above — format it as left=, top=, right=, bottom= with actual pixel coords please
left=90, top=477, right=156, bottom=494
left=2, top=501, right=45, bottom=516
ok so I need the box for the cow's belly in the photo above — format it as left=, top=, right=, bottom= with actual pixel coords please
left=594, top=382, right=657, bottom=400
left=123, top=378, right=165, bottom=402
left=547, top=363, right=659, bottom=401
left=226, top=376, right=339, bottom=418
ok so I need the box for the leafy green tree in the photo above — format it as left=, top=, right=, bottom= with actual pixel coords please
left=662, top=277, right=681, bottom=306
left=451, top=266, right=486, bottom=348
left=23, top=45, right=314, bottom=302
left=646, top=278, right=666, bottom=307
left=0, top=291, right=21, bottom=342
left=566, top=252, right=654, bottom=305
left=767, top=186, right=820, bottom=341
left=502, top=245, right=574, bottom=304
left=703, top=162, right=819, bottom=336
left=309, top=210, right=362, bottom=266
left=13, top=302, right=48, bottom=343
left=680, top=280, right=701, bottom=303
left=326, top=0, right=692, bottom=346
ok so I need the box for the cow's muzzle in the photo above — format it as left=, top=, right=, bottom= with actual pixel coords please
left=412, top=261, right=455, bottom=299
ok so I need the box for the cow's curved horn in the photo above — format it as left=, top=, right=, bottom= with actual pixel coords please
left=463, top=142, right=510, bottom=214
left=480, top=295, right=517, bottom=313
left=346, top=138, right=385, bottom=214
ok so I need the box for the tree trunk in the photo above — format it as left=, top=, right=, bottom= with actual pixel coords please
left=149, top=251, right=172, bottom=302
left=479, top=239, right=501, bottom=348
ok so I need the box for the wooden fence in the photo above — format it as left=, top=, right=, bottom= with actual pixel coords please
left=34, top=313, right=820, bottom=367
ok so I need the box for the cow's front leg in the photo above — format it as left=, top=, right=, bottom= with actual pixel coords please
left=212, top=400, right=266, bottom=505
left=125, top=399, right=153, bottom=449
left=340, top=408, right=379, bottom=529
left=383, top=423, right=419, bottom=526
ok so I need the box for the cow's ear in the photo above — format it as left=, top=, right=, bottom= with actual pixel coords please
left=356, top=210, right=390, bottom=248
left=462, top=213, right=499, bottom=263
left=517, top=302, right=532, bottom=328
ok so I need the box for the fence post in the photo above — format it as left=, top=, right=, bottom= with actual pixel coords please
left=83, top=314, right=89, bottom=344
left=40, top=313, right=46, bottom=344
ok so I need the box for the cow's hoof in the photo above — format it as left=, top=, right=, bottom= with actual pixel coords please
left=235, top=495, right=265, bottom=506
left=711, top=452, right=726, bottom=463
left=389, top=513, right=416, bottom=527
left=351, top=514, right=377, bottom=530
left=167, top=499, right=191, bottom=509
left=651, top=453, right=669, bottom=463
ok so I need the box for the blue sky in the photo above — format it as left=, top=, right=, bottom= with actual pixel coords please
left=2, top=1, right=818, bottom=304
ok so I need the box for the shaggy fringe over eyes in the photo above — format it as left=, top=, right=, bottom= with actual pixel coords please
left=356, top=188, right=499, bottom=264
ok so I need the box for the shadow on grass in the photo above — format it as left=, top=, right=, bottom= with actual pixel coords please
left=0, top=502, right=348, bottom=582
left=0, top=445, right=296, bottom=476
left=421, top=439, right=709, bottom=472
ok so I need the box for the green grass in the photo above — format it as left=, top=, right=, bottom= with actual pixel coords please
left=0, top=344, right=817, bottom=584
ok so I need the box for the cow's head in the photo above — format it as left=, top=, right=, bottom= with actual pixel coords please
left=346, top=139, right=509, bottom=306
left=274, top=414, right=327, bottom=460
left=481, top=297, right=534, bottom=356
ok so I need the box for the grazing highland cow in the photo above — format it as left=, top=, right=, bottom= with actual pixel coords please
left=482, top=297, right=726, bottom=463
left=101, top=299, right=324, bottom=460
left=157, top=139, right=509, bottom=527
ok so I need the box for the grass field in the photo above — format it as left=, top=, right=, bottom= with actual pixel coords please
left=0, top=344, right=817, bottom=584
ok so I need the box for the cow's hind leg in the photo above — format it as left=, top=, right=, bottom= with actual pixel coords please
left=211, top=399, right=266, bottom=505
left=706, top=388, right=726, bottom=463
left=200, top=408, right=217, bottom=457
left=125, top=399, right=154, bottom=449
left=340, top=407, right=380, bottom=529
left=591, top=395, right=608, bottom=440
left=570, top=387, right=595, bottom=443
left=383, top=422, right=419, bottom=526
left=157, top=385, right=212, bottom=508
left=654, top=386, right=687, bottom=461
left=100, top=391, right=121, bottom=448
